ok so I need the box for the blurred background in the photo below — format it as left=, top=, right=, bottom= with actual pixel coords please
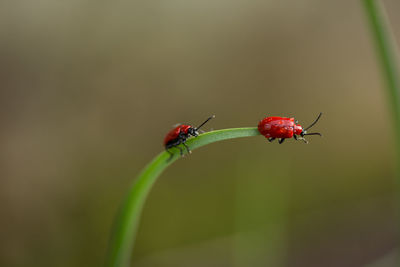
left=1, top=0, right=400, bottom=266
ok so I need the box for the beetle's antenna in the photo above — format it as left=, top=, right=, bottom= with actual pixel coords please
left=304, top=132, right=322, bottom=136
left=195, top=115, right=215, bottom=130
left=304, top=112, right=322, bottom=131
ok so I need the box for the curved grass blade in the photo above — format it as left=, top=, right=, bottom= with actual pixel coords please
left=105, top=127, right=260, bottom=267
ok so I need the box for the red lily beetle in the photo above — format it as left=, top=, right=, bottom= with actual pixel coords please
left=258, top=113, right=322, bottom=144
left=164, top=115, right=215, bottom=159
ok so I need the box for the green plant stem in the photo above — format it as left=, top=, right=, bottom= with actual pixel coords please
left=363, top=0, right=400, bottom=249
left=105, top=127, right=260, bottom=267
left=363, top=1, right=400, bottom=173
left=363, top=0, right=400, bottom=134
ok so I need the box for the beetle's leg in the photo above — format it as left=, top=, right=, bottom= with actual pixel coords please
left=297, top=136, right=308, bottom=144
left=294, top=135, right=298, bottom=141
left=268, top=138, right=276, bottom=142
left=279, top=138, right=285, bottom=144
left=182, top=142, right=191, bottom=154
left=166, top=148, right=174, bottom=161
left=177, top=146, right=184, bottom=156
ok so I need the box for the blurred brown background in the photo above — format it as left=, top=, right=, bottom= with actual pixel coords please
left=1, top=0, right=400, bottom=266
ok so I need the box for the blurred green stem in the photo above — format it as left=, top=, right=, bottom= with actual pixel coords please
left=105, top=127, right=260, bottom=267
left=363, top=0, right=400, bottom=241
left=363, top=2, right=400, bottom=162
left=363, top=0, right=400, bottom=130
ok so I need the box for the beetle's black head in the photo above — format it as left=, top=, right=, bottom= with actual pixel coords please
left=187, top=127, right=199, bottom=137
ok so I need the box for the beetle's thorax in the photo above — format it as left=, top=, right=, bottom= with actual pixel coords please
left=294, top=124, right=303, bottom=136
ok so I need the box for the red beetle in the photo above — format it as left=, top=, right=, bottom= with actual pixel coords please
left=258, top=113, right=322, bottom=144
left=164, top=115, right=215, bottom=159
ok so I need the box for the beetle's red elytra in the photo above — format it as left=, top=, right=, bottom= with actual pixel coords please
left=258, top=113, right=322, bottom=144
left=164, top=115, right=215, bottom=160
